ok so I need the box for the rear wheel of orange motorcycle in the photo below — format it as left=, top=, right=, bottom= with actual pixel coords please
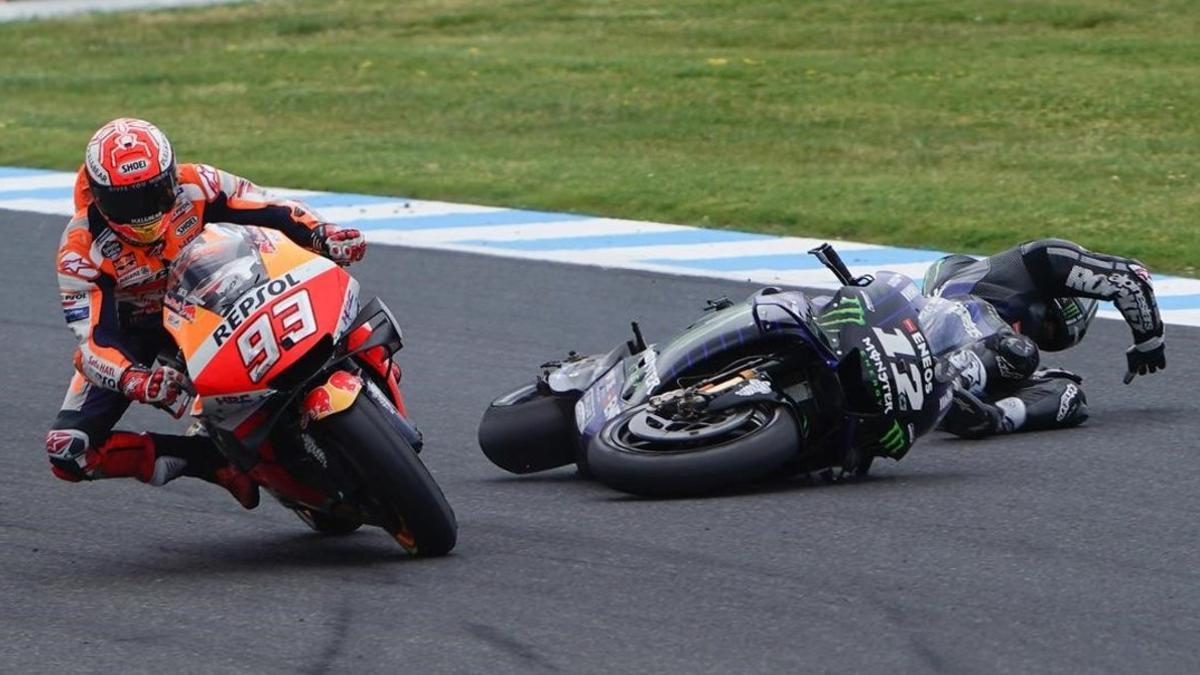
left=318, top=391, right=457, bottom=556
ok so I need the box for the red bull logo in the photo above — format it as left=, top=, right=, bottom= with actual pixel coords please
left=329, top=371, right=360, bottom=392
left=301, top=371, right=362, bottom=427
left=302, top=387, right=334, bottom=427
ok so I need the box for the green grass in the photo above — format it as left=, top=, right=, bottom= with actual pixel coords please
left=1, top=0, right=1197, bottom=273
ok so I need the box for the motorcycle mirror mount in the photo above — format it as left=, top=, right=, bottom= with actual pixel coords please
left=627, top=321, right=647, bottom=354
left=808, top=243, right=873, bottom=287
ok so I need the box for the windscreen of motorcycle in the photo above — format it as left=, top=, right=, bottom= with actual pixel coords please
left=916, top=295, right=1008, bottom=357
left=167, top=223, right=268, bottom=312
left=163, top=223, right=353, bottom=403
left=814, top=272, right=953, bottom=459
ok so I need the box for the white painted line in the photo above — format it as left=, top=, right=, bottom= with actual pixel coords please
left=0, top=198, right=75, bottom=216
left=1099, top=308, right=1200, bottom=325
left=0, top=173, right=76, bottom=191
left=264, top=188, right=325, bottom=200
left=1143, top=276, right=1200, bottom=296
left=4, top=165, right=1199, bottom=328
left=0, top=0, right=245, bottom=22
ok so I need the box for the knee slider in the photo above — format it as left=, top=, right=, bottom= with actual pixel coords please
left=1048, top=378, right=1088, bottom=427
left=1022, top=377, right=1089, bottom=431
left=992, top=333, right=1040, bottom=382
left=45, top=429, right=90, bottom=482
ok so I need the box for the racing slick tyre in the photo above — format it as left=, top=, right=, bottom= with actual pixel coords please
left=587, top=402, right=800, bottom=497
left=478, top=383, right=582, bottom=475
left=319, top=391, right=457, bottom=556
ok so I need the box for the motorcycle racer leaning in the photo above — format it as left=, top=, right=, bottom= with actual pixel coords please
left=47, top=117, right=367, bottom=508
left=922, top=239, right=1165, bottom=439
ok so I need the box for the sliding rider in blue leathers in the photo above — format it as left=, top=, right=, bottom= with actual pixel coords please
left=923, top=239, right=1165, bottom=438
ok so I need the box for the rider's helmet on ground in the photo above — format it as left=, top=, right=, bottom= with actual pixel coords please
left=84, top=118, right=178, bottom=245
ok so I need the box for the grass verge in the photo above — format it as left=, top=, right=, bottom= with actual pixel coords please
left=0, top=0, right=1196, bottom=273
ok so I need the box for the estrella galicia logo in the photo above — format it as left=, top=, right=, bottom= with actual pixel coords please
left=64, top=307, right=89, bottom=323
left=100, top=239, right=123, bottom=260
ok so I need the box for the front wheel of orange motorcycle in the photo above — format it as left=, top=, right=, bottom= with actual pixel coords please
left=316, top=391, right=457, bottom=556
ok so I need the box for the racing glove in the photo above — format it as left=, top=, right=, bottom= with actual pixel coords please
left=119, top=364, right=191, bottom=418
left=313, top=224, right=366, bottom=265
left=1123, top=336, right=1166, bottom=384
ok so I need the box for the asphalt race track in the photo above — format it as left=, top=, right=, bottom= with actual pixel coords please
left=3, top=208, right=1198, bottom=674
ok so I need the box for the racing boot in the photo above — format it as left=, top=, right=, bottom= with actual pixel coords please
left=210, top=464, right=261, bottom=510
left=161, top=432, right=261, bottom=509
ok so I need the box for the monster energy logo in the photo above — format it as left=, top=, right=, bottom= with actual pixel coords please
left=1061, top=300, right=1082, bottom=319
left=878, top=421, right=906, bottom=456
left=818, top=296, right=867, bottom=328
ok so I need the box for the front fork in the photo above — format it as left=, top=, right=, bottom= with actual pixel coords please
left=346, top=323, right=408, bottom=417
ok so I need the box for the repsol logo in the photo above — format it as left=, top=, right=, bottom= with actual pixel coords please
left=213, top=273, right=300, bottom=346
left=119, top=159, right=149, bottom=174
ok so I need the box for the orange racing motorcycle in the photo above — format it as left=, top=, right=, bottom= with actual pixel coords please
left=161, top=223, right=456, bottom=555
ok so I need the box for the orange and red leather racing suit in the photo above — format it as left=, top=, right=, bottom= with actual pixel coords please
left=47, top=163, right=326, bottom=491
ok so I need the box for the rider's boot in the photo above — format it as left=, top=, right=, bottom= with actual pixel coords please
left=209, top=464, right=261, bottom=510
left=159, top=433, right=261, bottom=509
left=47, top=430, right=259, bottom=509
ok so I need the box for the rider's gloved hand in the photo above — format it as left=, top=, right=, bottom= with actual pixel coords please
left=313, top=224, right=366, bottom=265
left=1123, top=336, right=1166, bottom=384
left=120, top=364, right=190, bottom=416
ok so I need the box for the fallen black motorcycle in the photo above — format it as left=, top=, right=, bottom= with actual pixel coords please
left=478, top=245, right=999, bottom=497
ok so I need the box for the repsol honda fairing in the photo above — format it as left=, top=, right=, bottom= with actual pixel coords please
left=478, top=245, right=989, bottom=497
left=163, top=223, right=456, bottom=554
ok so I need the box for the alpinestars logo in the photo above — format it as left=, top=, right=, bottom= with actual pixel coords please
left=45, top=429, right=88, bottom=461
left=59, top=252, right=99, bottom=280
left=996, top=355, right=1023, bottom=380
left=1057, top=383, right=1080, bottom=422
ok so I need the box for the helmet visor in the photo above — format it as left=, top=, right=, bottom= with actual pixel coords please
left=92, top=169, right=178, bottom=230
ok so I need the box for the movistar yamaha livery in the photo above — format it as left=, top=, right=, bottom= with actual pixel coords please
left=477, top=245, right=1001, bottom=496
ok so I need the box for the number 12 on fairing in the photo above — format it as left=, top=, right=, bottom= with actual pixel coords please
left=237, top=290, right=318, bottom=383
